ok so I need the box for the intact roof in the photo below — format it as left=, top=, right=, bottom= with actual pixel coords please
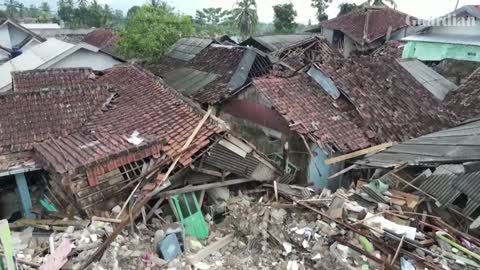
left=0, top=38, right=122, bottom=92
left=240, top=34, right=313, bottom=52
left=318, top=7, right=411, bottom=44
left=33, top=64, right=221, bottom=175
left=12, top=68, right=96, bottom=92
left=254, top=56, right=455, bottom=152
left=0, top=85, right=112, bottom=154
left=1, top=19, right=46, bottom=45
left=356, top=118, right=480, bottom=168
left=397, top=58, right=457, bottom=101
left=402, top=33, right=480, bottom=46
left=444, top=68, right=480, bottom=122
left=166, top=37, right=214, bottom=61
left=82, top=28, right=119, bottom=54
left=21, top=23, right=61, bottom=29
left=446, top=5, right=480, bottom=18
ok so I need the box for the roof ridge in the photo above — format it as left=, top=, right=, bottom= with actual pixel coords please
left=1, top=83, right=112, bottom=98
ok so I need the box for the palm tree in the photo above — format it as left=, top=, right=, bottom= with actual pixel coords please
left=232, top=0, right=258, bottom=39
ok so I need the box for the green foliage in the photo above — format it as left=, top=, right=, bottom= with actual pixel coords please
left=273, top=3, right=297, bottom=33
left=311, top=0, right=332, bottom=22
left=117, top=4, right=194, bottom=60
left=57, top=0, right=125, bottom=28
left=232, top=0, right=258, bottom=39
left=338, top=3, right=360, bottom=16
left=194, top=7, right=234, bottom=36
left=127, top=6, right=140, bottom=18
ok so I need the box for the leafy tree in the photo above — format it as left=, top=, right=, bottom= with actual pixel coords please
left=273, top=3, right=297, bottom=33
left=5, top=0, right=19, bottom=18
left=338, top=3, right=360, bottom=16
left=58, top=0, right=75, bottom=23
left=118, top=4, right=194, bottom=60
left=40, top=2, right=50, bottom=12
left=127, top=6, right=140, bottom=18
left=311, top=0, right=332, bottom=22
left=232, top=0, right=258, bottom=39
left=194, top=8, right=232, bottom=35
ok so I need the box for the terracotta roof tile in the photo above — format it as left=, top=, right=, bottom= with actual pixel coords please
left=320, top=7, right=411, bottom=44
left=12, top=68, right=96, bottom=92
left=444, top=68, right=480, bottom=122
left=0, top=85, right=112, bottom=154
left=33, top=64, right=222, bottom=174
left=82, top=28, right=119, bottom=54
left=254, top=56, right=455, bottom=152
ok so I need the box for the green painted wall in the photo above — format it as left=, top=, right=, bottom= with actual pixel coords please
left=403, top=41, right=480, bottom=62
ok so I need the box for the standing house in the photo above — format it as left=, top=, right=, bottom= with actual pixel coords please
left=403, top=5, right=480, bottom=63
left=0, top=65, right=281, bottom=219
left=0, top=38, right=123, bottom=92
left=0, top=18, right=46, bottom=63
left=309, top=7, right=415, bottom=57
left=82, top=28, right=119, bottom=55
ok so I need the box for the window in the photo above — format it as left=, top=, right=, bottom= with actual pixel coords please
left=467, top=52, right=477, bottom=57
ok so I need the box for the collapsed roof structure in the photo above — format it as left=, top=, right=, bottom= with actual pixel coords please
left=254, top=56, right=455, bottom=153
left=239, top=34, right=314, bottom=53
left=309, top=7, right=416, bottom=56
left=0, top=65, right=281, bottom=217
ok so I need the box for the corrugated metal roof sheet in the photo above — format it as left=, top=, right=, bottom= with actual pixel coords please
left=241, top=34, right=313, bottom=52
left=403, top=33, right=480, bottom=47
left=419, top=170, right=480, bottom=217
left=307, top=65, right=340, bottom=99
left=163, top=67, right=220, bottom=96
left=357, top=118, right=480, bottom=167
left=166, top=37, right=213, bottom=61
left=397, top=58, right=457, bottom=101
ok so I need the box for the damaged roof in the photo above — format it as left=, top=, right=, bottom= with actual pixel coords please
left=12, top=68, right=96, bottom=92
left=82, top=28, right=119, bottom=54
left=397, top=58, right=457, bottom=101
left=0, top=85, right=112, bottom=154
left=314, top=7, right=411, bottom=44
left=240, top=34, right=313, bottom=52
left=254, top=56, right=455, bottom=152
left=166, top=37, right=215, bottom=61
left=1, top=65, right=222, bottom=177
left=148, top=44, right=271, bottom=104
left=35, top=65, right=220, bottom=174
left=444, top=68, right=480, bottom=122
left=357, top=118, right=480, bottom=168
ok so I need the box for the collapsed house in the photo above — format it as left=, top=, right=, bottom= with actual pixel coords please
left=309, top=6, right=417, bottom=57
left=219, top=55, right=455, bottom=189
left=239, top=34, right=314, bottom=53
left=147, top=42, right=272, bottom=105
left=444, top=67, right=480, bottom=121
left=0, top=64, right=282, bottom=220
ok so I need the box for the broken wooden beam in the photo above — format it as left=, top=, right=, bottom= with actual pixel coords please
left=325, top=142, right=393, bottom=165
left=158, top=178, right=257, bottom=197
left=186, top=234, right=233, bottom=265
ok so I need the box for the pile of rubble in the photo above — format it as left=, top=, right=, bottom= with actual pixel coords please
left=8, top=174, right=480, bottom=270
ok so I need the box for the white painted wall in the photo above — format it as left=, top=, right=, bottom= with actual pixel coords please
left=0, top=25, right=11, bottom=49
left=343, top=36, right=355, bottom=57
left=321, top=28, right=335, bottom=45
left=8, top=24, right=29, bottom=47
left=52, top=48, right=121, bottom=70
left=0, top=50, right=9, bottom=63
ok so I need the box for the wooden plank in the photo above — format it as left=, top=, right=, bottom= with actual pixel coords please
left=218, top=139, right=247, bottom=158
left=159, top=178, right=254, bottom=197
left=325, top=142, right=393, bottom=165
left=0, top=220, right=14, bottom=270
left=40, top=239, right=73, bottom=270
left=186, top=234, right=233, bottom=265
